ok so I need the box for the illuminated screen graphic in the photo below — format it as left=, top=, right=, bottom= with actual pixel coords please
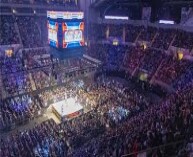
left=65, top=30, right=82, bottom=42
left=47, top=11, right=84, bottom=20
left=47, top=11, right=84, bottom=49
left=62, top=22, right=84, bottom=48
left=48, top=21, right=58, bottom=48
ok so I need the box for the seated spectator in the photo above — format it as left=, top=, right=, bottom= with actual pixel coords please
left=0, top=95, right=43, bottom=131
left=155, top=56, right=191, bottom=84
left=138, top=26, right=157, bottom=42
left=16, top=16, right=42, bottom=48
left=152, top=28, right=176, bottom=50
left=0, top=16, right=19, bottom=45
left=173, top=30, right=193, bottom=51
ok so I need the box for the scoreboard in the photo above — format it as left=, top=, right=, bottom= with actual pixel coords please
left=47, top=11, right=85, bottom=49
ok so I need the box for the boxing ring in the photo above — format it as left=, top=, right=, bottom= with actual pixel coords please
left=52, top=97, right=83, bottom=121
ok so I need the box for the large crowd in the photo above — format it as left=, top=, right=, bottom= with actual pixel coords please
left=87, top=41, right=192, bottom=90
left=0, top=10, right=193, bottom=157
left=0, top=16, right=19, bottom=45
left=0, top=47, right=97, bottom=97
left=17, top=16, right=43, bottom=48
left=152, top=28, right=176, bottom=50
left=70, top=86, right=193, bottom=157
left=154, top=56, right=191, bottom=85
left=0, top=94, right=43, bottom=132
left=1, top=15, right=193, bottom=53
left=90, top=23, right=193, bottom=51
left=0, top=76, right=192, bottom=157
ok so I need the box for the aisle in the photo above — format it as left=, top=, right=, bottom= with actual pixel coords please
left=0, top=70, right=6, bottom=99
left=29, top=72, right=37, bottom=91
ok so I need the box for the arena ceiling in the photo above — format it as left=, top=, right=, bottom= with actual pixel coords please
left=92, top=0, right=193, bottom=9
left=92, top=0, right=193, bottom=8
left=91, top=0, right=193, bottom=22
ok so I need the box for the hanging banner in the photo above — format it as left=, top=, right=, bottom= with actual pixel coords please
left=181, top=7, right=193, bottom=23
left=142, top=7, right=151, bottom=21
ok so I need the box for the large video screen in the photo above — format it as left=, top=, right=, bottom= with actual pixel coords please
left=47, top=11, right=84, bottom=49
left=48, top=21, right=58, bottom=48
left=62, top=22, right=84, bottom=48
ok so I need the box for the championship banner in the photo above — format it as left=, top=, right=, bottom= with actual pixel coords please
left=142, top=7, right=151, bottom=21
left=181, top=7, right=193, bottom=23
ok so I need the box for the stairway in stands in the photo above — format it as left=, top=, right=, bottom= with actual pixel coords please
left=14, top=21, right=23, bottom=46
left=29, top=73, right=37, bottom=91
left=150, top=32, right=159, bottom=47
left=168, top=34, right=176, bottom=48
left=0, top=71, right=7, bottom=99
left=0, top=72, right=2, bottom=98
left=135, top=31, right=141, bottom=43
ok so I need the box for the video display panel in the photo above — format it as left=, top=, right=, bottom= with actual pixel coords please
left=47, top=11, right=84, bottom=49
left=62, top=22, right=84, bottom=48
left=48, top=21, right=58, bottom=48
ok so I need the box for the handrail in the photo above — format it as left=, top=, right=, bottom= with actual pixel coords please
left=121, top=140, right=184, bottom=157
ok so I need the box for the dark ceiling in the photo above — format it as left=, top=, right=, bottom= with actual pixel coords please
left=92, top=0, right=193, bottom=8
left=91, top=0, right=193, bottom=23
